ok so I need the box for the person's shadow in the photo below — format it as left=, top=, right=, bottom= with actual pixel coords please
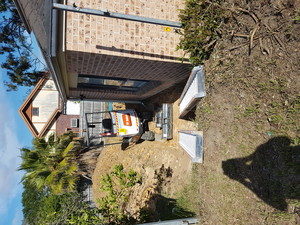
left=222, top=136, right=300, bottom=211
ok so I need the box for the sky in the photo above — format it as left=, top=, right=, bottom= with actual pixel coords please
left=0, top=34, right=42, bottom=225
left=0, top=72, right=32, bottom=225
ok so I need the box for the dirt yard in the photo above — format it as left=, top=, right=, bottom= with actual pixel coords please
left=193, top=1, right=300, bottom=224
left=92, top=84, right=198, bottom=221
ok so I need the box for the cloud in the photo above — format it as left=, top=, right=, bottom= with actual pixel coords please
left=0, top=85, right=23, bottom=216
left=12, top=209, right=23, bottom=225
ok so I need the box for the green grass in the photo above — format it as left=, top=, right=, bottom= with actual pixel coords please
left=243, top=105, right=260, bottom=117
left=293, top=12, right=300, bottom=22
left=175, top=164, right=202, bottom=217
left=177, top=1, right=300, bottom=223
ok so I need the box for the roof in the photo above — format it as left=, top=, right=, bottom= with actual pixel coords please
left=14, top=0, right=68, bottom=102
left=12, top=0, right=32, bottom=33
left=18, top=74, right=61, bottom=138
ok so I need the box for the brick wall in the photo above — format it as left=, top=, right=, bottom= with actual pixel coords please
left=56, top=114, right=80, bottom=136
left=65, top=0, right=185, bottom=61
left=66, top=51, right=190, bottom=100
left=64, top=0, right=191, bottom=100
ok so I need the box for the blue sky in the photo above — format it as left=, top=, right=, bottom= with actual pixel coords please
left=0, top=34, right=42, bottom=225
left=0, top=71, right=32, bottom=225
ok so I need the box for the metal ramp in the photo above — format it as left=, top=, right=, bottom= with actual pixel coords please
left=179, top=66, right=206, bottom=118
left=155, top=103, right=173, bottom=140
left=179, top=130, right=203, bottom=163
left=138, top=217, right=199, bottom=225
left=162, top=104, right=173, bottom=139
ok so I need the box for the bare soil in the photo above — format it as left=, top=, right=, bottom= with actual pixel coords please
left=194, top=1, right=300, bottom=224
left=92, top=85, right=198, bottom=221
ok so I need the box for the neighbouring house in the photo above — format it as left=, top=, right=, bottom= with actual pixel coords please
left=14, top=0, right=191, bottom=102
left=56, top=100, right=81, bottom=136
left=19, top=75, right=80, bottom=138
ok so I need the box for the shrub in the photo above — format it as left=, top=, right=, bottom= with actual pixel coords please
left=177, top=0, right=224, bottom=65
left=97, top=164, right=141, bottom=224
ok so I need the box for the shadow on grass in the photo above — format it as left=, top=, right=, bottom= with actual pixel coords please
left=139, top=164, right=196, bottom=223
left=222, top=136, right=300, bottom=211
left=154, top=195, right=195, bottom=220
left=140, top=195, right=196, bottom=223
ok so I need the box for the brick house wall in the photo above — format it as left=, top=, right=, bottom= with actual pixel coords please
left=65, top=0, right=184, bottom=59
left=67, top=52, right=191, bottom=100
left=64, top=0, right=191, bottom=100
left=15, top=0, right=192, bottom=101
left=56, top=114, right=80, bottom=136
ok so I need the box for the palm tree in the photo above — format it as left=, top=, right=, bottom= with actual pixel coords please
left=19, top=133, right=80, bottom=194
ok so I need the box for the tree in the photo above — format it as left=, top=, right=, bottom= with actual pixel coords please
left=21, top=180, right=45, bottom=225
left=20, top=132, right=105, bottom=224
left=19, top=133, right=80, bottom=195
left=22, top=180, right=102, bottom=225
left=0, top=0, right=46, bottom=91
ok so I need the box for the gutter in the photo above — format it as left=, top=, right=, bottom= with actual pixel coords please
left=49, top=0, right=68, bottom=102
left=52, top=3, right=182, bottom=28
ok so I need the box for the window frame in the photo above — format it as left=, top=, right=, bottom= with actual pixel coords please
left=32, top=107, right=39, bottom=116
left=70, top=118, right=79, bottom=128
left=77, top=74, right=149, bottom=92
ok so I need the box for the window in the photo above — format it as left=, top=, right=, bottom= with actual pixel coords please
left=77, top=75, right=149, bottom=92
left=71, top=118, right=79, bottom=128
left=33, top=107, right=39, bottom=116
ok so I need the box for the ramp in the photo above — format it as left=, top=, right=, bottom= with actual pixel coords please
left=162, top=103, right=173, bottom=139
left=179, top=130, right=203, bottom=163
left=155, top=104, right=173, bottom=140
left=137, top=217, right=199, bottom=225
left=179, top=66, right=205, bottom=118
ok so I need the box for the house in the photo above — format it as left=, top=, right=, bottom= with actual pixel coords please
left=19, top=75, right=80, bottom=138
left=14, top=0, right=191, bottom=102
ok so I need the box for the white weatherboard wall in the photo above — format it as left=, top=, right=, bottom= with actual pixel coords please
left=179, top=131, right=203, bottom=163
left=179, top=66, right=205, bottom=118
left=32, top=79, right=59, bottom=132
